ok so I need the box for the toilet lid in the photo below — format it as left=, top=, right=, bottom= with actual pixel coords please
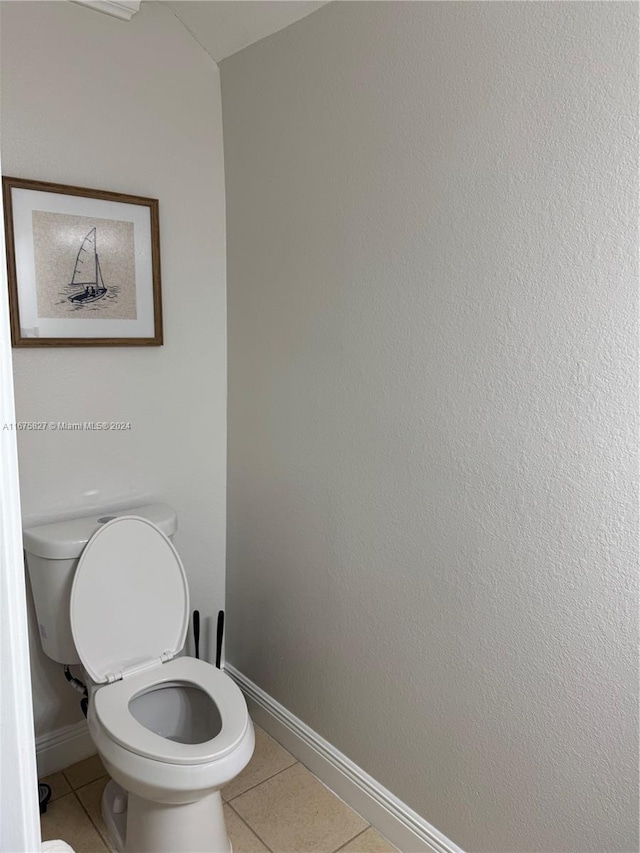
left=70, top=516, right=189, bottom=684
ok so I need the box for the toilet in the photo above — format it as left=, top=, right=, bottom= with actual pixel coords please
left=24, top=505, right=255, bottom=853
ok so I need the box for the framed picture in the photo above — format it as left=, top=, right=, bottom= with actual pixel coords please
left=2, top=176, right=162, bottom=347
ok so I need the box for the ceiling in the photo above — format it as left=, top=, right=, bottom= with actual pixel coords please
left=164, top=1, right=329, bottom=63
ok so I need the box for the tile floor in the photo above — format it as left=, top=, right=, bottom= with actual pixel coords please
left=40, top=722, right=398, bottom=853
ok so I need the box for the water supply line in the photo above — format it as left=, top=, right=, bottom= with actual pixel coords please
left=63, top=665, right=88, bottom=718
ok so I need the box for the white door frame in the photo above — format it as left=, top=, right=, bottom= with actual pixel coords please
left=0, top=173, right=41, bottom=851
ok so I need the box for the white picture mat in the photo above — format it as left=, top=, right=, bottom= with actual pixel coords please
left=11, top=188, right=155, bottom=338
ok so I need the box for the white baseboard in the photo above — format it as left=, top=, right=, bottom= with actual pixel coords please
left=225, top=664, right=464, bottom=853
left=36, top=719, right=96, bottom=778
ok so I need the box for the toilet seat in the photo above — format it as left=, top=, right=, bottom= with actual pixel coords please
left=70, top=515, right=189, bottom=684
left=93, top=656, right=250, bottom=765
left=71, top=516, right=249, bottom=767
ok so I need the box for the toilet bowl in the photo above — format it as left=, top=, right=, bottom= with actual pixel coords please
left=68, top=515, right=255, bottom=853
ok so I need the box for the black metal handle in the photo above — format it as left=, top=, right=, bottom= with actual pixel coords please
left=215, top=610, right=224, bottom=669
left=193, top=610, right=200, bottom=660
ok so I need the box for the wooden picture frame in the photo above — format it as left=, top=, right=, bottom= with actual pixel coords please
left=2, top=176, right=163, bottom=347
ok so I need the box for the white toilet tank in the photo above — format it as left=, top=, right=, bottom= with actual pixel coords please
left=24, top=503, right=178, bottom=665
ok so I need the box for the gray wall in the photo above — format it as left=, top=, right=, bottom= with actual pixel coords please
left=221, top=3, right=638, bottom=851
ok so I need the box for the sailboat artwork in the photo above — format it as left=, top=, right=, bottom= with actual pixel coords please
left=68, top=228, right=108, bottom=305
left=2, top=176, right=162, bottom=344
left=38, top=213, right=130, bottom=319
left=25, top=199, right=146, bottom=335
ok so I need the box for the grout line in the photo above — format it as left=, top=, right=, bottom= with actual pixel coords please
left=74, top=779, right=113, bottom=851
left=226, top=800, right=275, bottom=853
left=225, top=760, right=299, bottom=803
left=250, top=719, right=372, bottom=829
left=226, top=760, right=372, bottom=853
left=41, top=789, right=76, bottom=814
left=331, top=826, right=371, bottom=853
left=63, top=769, right=108, bottom=792
left=75, top=772, right=108, bottom=791
left=41, top=774, right=71, bottom=804
left=74, top=773, right=108, bottom=792
left=69, top=790, right=108, bottom=850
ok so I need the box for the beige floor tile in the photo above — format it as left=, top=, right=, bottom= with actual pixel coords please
left=232, top=763, right=368, bottom=853
left=337, top=828, right=399, bottom=853
left=223, top=724, right=297, bottom=801
left=76, top=776, right=112, bottom=848
left=63, top=754, right=106, bottom=789
left=40, top=771, right=72, bottom=802
left=41, top=792, right=109, bottom=853
left=224, top=804, right=270, bottom=852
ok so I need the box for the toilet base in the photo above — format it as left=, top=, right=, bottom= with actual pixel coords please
left=102, top=779, right=231, bottom=853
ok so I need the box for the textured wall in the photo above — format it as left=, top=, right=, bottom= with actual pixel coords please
left=222, top=3, right=638, bottom=851
left=1, top=1, right=226, bottom=738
